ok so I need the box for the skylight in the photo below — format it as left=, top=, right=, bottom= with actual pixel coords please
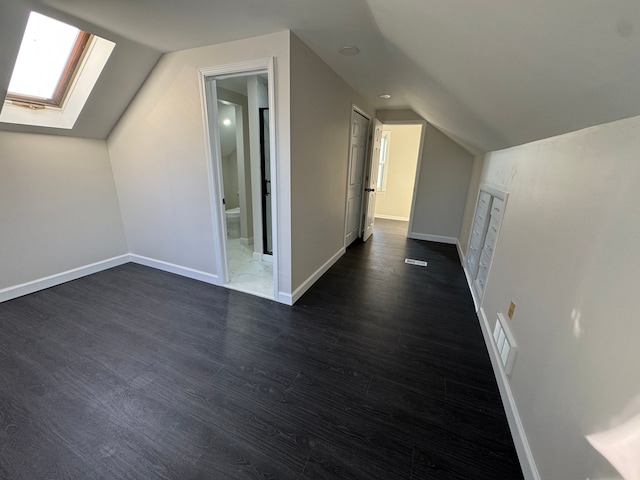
left=7, top=12, right=90, bottom=107
left=1, top=11, right=115, bottom=129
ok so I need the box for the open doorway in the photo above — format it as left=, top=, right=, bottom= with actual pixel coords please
left=373, top=123, right=424, bottom=235
left=200, top=59, right=277, bottom=300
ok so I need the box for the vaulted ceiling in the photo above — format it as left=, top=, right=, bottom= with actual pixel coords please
left=2, top=0, right=640, bottom=153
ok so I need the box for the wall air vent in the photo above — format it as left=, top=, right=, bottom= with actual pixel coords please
left=493, top=313, right=517, bottom=375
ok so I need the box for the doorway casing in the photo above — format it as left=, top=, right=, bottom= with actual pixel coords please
left=198, top=58, right=279, bottom=299
left=375, top=119, right=427, bottom=237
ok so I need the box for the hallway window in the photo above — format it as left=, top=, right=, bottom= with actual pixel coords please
left=376, top=130, right=391, bottom=192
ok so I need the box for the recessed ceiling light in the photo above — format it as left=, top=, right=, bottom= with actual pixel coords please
left=223, top=118, right=231, bottom=126
left=339, top=46, right=360, bottom=56
left=378, top=94, right=392, bottom=99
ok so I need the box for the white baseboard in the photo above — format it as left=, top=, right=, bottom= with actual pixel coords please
left=277, top=292, right=294, bottom=305
left=281, top=247, right=345, bottom=306
left=458, top=243, right=480, bottom=311
left=408, top=232, right=458, bottom=244
left=240, top=237, right=254, bottom=247
left=477, top=307, right=541, bottom=480
left=129, top=254, right=219, bottom=285
left=456, top=241, right=466, bottom=264
left=464, top=266, right=479, bottom=311
left=252, top=252, right=273, bottom=263
left=0, top=254, right=130, bottom=303
left=375, top=214, right=409, bottom=221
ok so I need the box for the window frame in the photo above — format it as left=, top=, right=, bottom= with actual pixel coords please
left=376, top=130, right=391, bottom=193
left=1, top=13, right=115, bottom=130
left=6, top=24, right=92, bottom=108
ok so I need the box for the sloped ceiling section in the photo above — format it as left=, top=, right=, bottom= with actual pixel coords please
left=363, top=0, right=640, bottom=152
left=0, top=0, right=161, bottom=139
left=0, top=1, right=28, bottom=105
left=5, top=0, right=640, bottom=151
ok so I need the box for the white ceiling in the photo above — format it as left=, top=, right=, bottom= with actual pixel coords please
left=3, top=0, right=640, bottom=152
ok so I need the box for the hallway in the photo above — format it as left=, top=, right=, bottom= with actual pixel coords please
left=0, top=219, right=523, bottom=479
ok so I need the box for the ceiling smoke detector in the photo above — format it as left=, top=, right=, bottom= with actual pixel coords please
left=339, top=46, right=360, bottom=56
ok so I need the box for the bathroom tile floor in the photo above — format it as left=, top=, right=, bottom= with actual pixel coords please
left=226, top=237, right=274, bottom=298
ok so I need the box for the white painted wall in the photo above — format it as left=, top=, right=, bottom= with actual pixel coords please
left=222, top=150, right=239, bottom=209
left=289, top=33, right=373, bottom=291
left=410, top=124, right=474, bottom=242
left=108, top=31, right=291, bottom=293
left=217, top=87, right=252, bottom=241
left=0, top=131, right=127, bottom=289
left=463, top=114, right=640, bottom=479
left=458, top=154, right=485, bottom=254
left=375, top=124, right=422, bottom=220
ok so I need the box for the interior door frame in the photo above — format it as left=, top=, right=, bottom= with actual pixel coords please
left=343, top=104, right=373, bottom=248
left=198, top=58, right=279, bottom=298
left=259, top=107, right=272, bottom=255
left=375, top=119, right=427, bottom=237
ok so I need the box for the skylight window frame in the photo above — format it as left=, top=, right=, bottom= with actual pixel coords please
left=1, top=12, right=115, bottom=130
left=5, top=21, right=92, bottom=109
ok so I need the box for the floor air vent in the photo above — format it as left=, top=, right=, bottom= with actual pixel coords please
left=405, top=258, right=428, bottom=267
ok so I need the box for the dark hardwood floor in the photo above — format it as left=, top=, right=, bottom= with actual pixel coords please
left=0, top=219, right=523, bottom=479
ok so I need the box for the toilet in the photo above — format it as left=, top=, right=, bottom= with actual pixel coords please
left=225, top=207, right=241, bottom=238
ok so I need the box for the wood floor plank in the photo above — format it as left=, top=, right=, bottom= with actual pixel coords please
left=0, top=219, right=523, bottom=479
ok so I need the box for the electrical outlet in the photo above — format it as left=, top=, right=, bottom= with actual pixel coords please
left=508, top=301, right=516, bottom=320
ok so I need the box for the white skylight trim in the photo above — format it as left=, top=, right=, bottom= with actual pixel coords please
left=1, top=12, right=115, bottom=130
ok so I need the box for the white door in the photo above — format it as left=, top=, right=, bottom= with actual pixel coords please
left=362, top=119, right=382, bottom=242
left=345, top=110, right=370, bottom=246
